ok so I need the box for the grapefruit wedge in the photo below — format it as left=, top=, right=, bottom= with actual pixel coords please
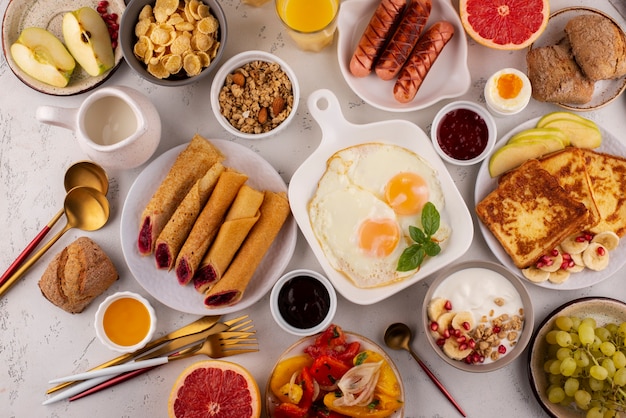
left=168, top=360, right=261, bottom=418
left=460, top=0, right=549, bottom=50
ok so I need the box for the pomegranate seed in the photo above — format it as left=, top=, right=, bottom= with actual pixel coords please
left=472, top=353, right=481, bottom=363
left=597, top=246, right=606, bottom=256
left=498, top=345, right=507, bottom=354
left=568, top=260, right=575, bottom=268
left=459, top=343, right=468, bottom=351
left=575, top=235, right=586, bottom=242
left=436, top=338, right=445, bottom=346
left=453, top=329, right=462, bottom=338
left=479, top=355, right=485, bottom=363
left=443, top=329, right=450, bottom=339
left=456, top=336, right=466, bottom=344
left=551, top=248, right=559, bottom=256
left=468, top=339, right=476, bottom=349
left=536, top=261, right=545, bottom=268
left=111, top=41, right=118, bottom=49
left=585, top=233, right=594, bottom=241
left=493, top=326, right=501, bottom=334
left=444, top=300, right=452, bottom=311
left=462, top=321, right=471, bottom=331
left=561, top=260, right=569, bottom=270
left=430, top=321, right=439, bottom=332
left=562, top=253, right=572, bottom=261
left=544, top=259, right=554, bottom=266
left=464, top=356, right=472, bottom=364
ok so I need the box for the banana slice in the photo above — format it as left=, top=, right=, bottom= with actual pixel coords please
left=591, top=231, right=619, bottom=251
left=427, top=297, right=448, bottom=322
left=538, top=252, right=563, bottom=273
left=560, top=233, right=589, bottom=254
left=548, top=269, right=570, bottom=284
left=582, top=242, right=609, bottom=271
left=451, top=311, right=475, bottom=332
left=442, top=338, right=473, bottom=361
left=436, top=312, right=456, bottom=334
left=522, top=266, right=550, bottom=283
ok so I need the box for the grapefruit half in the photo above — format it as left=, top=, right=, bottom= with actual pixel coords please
left=459, top=0, right=549, bottom=50
left=168, top=360, right=261, bottom=418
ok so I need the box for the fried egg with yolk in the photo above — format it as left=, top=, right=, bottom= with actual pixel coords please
left=308, top=143, right=449, bottom=288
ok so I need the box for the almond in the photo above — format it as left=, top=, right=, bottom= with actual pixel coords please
left=271, top=96, right=285, bottom=117
left=258, top=107, right=268, bottom=124
left=232, top=73, right=245, bottom=87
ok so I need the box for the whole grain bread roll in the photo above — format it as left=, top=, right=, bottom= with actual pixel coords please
left=38, top=237, right=118, bottom=313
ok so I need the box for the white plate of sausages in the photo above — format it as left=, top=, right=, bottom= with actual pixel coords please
left=337, top=0, right=471, bottom=112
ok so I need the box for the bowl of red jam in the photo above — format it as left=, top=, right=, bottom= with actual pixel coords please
left=431, top=101, right=497, bottom=166
left=270, top=269, right=337, bottom=336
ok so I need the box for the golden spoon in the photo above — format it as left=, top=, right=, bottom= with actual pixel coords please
left=384, top=322, right=467, bottom=417
left=0, top=161, right=108, bottom=285
left=0, top=186, right=110, bottom=298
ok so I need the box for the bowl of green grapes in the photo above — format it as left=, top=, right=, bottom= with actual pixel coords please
left=528, top=297, right=626, bottom=418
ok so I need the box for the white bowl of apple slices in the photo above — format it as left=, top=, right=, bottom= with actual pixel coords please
left=2, top=0, right=125, bottom=95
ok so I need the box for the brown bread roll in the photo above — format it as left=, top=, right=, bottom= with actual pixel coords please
left=38, top=237, right=118, bottom=313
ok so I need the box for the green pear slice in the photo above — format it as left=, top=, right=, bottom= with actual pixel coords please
left=10, top=27, right=75, bottom=87
left=537, top=111, right=597, bottom=129
left=541, top=118, right=602, bottom=149
left=488, top=139, right=565, bottom=178
left=508, top=127, right=570, bottom=147
left=63, top=7, right=114, bottom=76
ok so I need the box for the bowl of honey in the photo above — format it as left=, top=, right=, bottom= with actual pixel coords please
left=95, top=291, right=156, bottom=353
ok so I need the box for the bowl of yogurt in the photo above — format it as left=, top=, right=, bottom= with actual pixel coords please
left=422, top=260, right=534, bottom=372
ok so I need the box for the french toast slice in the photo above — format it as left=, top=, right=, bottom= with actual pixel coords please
left=476, top=159, right=589, bottom=269
left=537, top=147, right=600, bottom=230
left=582, top=150, right=626, bottom=237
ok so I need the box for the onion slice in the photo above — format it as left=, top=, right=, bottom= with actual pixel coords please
left=333, top=361, right=383, bottom=407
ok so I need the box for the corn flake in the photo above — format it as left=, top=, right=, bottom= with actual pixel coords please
left=183, top=53, right=202, bottom=76
left=197, top=16, right=218, bottom=34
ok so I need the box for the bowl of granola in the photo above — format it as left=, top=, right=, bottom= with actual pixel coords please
left=422, top=260, right=533, bottom=372
left=210, top=50, right=299, bottom=139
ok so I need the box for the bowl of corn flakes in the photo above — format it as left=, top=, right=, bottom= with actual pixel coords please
left=120, top=0, right=226, bottom=86
left=210, top=50, right=299, bottom=139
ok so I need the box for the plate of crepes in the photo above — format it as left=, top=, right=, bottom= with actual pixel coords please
left=475, top=117, right=626, bottom=290
left=527, top=7, right=626, bottom=111
left=289, top=89, right=473, bottom=305
left=266, top=324, right=404, bottom=417
left=121, top=134, right=297, bottom=315
left=336, top=0, right=470, bottom=112
left=2, top=0, right=125, bottom=95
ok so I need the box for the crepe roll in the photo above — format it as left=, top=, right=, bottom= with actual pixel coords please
left=193, top=185, right=264, bottom=293
left=175, top=169, right=248, bottom=285
left=137, top=134, right=223, bottom=255
left=203, top=191, right=290, bottom=308
left=154, top=162, right=225, bottom=270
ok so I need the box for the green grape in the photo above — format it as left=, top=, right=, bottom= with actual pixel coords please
left=591, top=336, right=602, bottom=352
left=556, top=347, right=572, bottom=361
left=606, top=323, right=618, bottom=335
left=556, top=330, right=573, bottom=347
left=590, top=365, right=608, bottom=381
left=601, top=358, right=616, bottom=377
left=548, top=373, right=562, bottom=385
left=556, top=316, right=574, bottom=331
left=546, top=329, right=559, bottom=345
left=579, top=323, right=596, bottom=345
left=586, top=406, right=604, bottom=418
left=595, top=327, right=611, bottom=342
left=544, top=359, right=555, bottom=373
left=612, top=351, right=626, bottom=369
left=600, top=341, right=616, bottom=356
left=570, top=332, right=581, bottom=347
left=613, top=367, right=626, bottom=386
left=603, top=409, right=617, bottom=418
left=571, top=316, right=582, bottom=331
left=564, top=377, right=579, bottom=397
left=575, top=389, right=592, bottom=409
left=560, top=357, right=577, bottom=377
left=549, top=359, right=563, bottom=375
left=574, top=350, right=590, bottom=368
left=582, top=318, right=597, bottom=329
left=618, top=322, right=626, bottom=338
left=548, top=386, right=566, bottom=404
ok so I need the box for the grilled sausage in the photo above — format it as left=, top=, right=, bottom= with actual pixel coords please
left=375, top=0, right=432, bottom=81
left=349, top=0, right=408, bottom=78
left=393, top=21, right=455, bottom=103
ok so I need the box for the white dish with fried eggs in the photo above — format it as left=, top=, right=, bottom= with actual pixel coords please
left=289, top=89, right=473, bottom=305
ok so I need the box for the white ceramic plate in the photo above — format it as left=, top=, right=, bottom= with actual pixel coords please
left=528, top=297, right=626, bottom=417
left=265, top=330, right=404, bottom=417
left=120, top=140, right=298, bottom=315
left=2, top=0, right=125, bottom=95
left=289, top=89, right=473, bottom=305
left=337, top=0, right=470, bottom=112
left=475, top=119, right=626, bottom=290
left=529, top=7, right=626, bottom=111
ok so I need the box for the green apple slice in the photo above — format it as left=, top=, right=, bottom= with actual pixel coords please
left=536, top=111, right=597, bottom=129
left=10, top=27, right=75, bottom=87
left=489, top=139, right=565, bottom=178
left=540, top=118, right=602, bottom=149
left=63, top=7, right=114, bottom=77
left=507, top=127, right=570, bottom=147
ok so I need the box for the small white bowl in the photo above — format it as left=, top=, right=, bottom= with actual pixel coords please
left=270, top=269, right=337, bottom=336
left=95, top=291, right=156, bottom=353
left=210, top=50, right=299, bottom=140
left=430, top=100, right=497, bottom=166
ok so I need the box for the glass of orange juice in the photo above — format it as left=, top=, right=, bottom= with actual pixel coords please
left=275, top=0, right=340, bottom=52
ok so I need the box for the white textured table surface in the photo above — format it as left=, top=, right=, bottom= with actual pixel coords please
left=2, top=0, right=626, bottom=417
